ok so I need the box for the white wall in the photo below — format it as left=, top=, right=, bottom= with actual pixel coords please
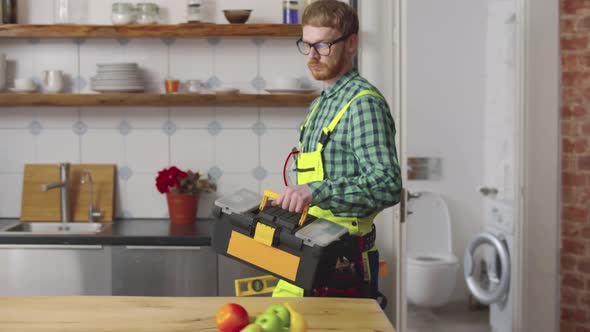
left=406, top=0, right=487, bottom=302
left=0, top=0, right=319, bottom=219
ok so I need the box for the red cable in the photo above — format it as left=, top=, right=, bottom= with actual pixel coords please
left=283, top=150, right=300, bottom=186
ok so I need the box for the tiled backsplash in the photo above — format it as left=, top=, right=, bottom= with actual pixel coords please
left=0, top=0, right=318, bottom=218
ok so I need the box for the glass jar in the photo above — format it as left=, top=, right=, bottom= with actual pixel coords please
left=111, top=2, right=136, bottom=25
left=283, top=0, right=299, bottom=24
left=187, top=0, right=202, bottom=23
left=136, top=2, right=159, bottom=24
left=55, top=0, right=88, bottom=24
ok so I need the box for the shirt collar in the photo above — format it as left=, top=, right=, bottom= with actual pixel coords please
left=321, top=70, right=359, bottom=98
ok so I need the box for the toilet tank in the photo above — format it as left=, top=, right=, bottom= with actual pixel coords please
left=406, top=191, right=453, bottom=255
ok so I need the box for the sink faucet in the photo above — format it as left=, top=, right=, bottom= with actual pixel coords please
left=80, top=171, right=102, bottom=223
left=40, top=162, right=71, bottom=224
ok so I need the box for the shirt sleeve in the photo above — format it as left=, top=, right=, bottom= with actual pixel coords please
left=308, top=95, right=403, bottom=217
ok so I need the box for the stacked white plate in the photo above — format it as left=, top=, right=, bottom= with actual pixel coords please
left=91, top=63, right=145, bottom=93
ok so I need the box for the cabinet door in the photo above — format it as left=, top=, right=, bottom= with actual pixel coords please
left=217, top=255, right=268, bottom=296
left=0, top=245, right=111, bottom=296
left=112, top=245, right=217, bottom=296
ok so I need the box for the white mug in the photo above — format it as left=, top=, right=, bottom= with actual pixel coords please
left=43, top=70, right=64, bottom=93
left=186, top=79, right=202, bottom=93
left=14, top=78, right=36, bottom=91
left=275, top=77, right=300, bottom=90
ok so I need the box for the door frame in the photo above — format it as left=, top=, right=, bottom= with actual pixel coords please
left=515, top=0, right=560, bottom=330
left=393, top=0, right=560, bottom=330
left=394, top=0, right=407, bottom=330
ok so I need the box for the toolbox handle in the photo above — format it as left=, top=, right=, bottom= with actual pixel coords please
left=260, top=189, right=310, bottom=227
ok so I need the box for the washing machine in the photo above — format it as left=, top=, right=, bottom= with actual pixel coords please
left=465, top=199, right=514, bottom=332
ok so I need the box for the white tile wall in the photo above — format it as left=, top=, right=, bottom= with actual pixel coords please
left=171, top=107, right=215, bottom=128
left=126, top=173, right=167, bottom=217
left=125, top=130, right=169, bottom=174
left=215, top=129, right=259, bottom=173
left=0, top=107, right=36, bottom=128
left=36, top=107, right=77, bottom=128
left=36, top=130, right=80, bottom=163
left=260, top=129, right=298, bottom=175
left=169, top=39, right=214, bottom=82
left=81, top=107, right=125, bottom=128
left=0, top=130, right=36, bottom=172
left=0, top=0, right=318, bottom=218
left=261, top=174, right=286, bottom=193
left=0, top=173, right=23, bottom=217
left=214, top=38, right=258, bottom=88
left=81, top=130, right=125, bottom=164
left=170, top=129, right=215, bottom=171
left=216, top=107, right=258, bottom=127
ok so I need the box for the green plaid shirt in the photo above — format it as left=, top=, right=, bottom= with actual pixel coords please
left=302, top=71, right=402, bottom=218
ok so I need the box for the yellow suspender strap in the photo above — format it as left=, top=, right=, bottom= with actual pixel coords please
left=317, top=90, right=383, bottom=150
left=298, top=100, right=321, bottom=151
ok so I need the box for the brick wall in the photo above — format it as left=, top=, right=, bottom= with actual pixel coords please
left=561, top=1, right=590, bottom=330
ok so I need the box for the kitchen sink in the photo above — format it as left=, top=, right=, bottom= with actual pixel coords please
left=0, top=222, right=111, bottom=235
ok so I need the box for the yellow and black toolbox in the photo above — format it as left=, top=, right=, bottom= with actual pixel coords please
left=212, top=189, right=357, bottom=291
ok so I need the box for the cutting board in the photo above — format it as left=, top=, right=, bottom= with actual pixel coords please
left=21, top=164, right=116, bottom=223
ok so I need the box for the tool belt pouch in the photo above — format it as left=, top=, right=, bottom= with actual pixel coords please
left=312, top=261, right=369, bottom=298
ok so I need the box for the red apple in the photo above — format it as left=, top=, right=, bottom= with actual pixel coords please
left=216, top=303, right=250, bottom=332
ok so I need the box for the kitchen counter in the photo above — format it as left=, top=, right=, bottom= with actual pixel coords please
left=0, top=296, right=396, bottom=331
left=0, top=219, right=212, bottom=246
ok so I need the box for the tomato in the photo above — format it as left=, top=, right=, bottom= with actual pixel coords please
left=216, top=303, right=250, bottom=332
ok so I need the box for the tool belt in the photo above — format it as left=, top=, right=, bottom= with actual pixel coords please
left=358, top=224, right=376, bottom=252
left=311, top=224, right=377, bottom=298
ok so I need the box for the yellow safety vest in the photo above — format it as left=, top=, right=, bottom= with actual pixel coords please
left=272, top=90, right=383, bottom=298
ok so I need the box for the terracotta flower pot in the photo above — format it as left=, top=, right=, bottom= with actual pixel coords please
left=166, top=192, right=199, bottom=225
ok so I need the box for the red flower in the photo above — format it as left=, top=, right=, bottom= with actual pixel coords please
left=155, top=166, right=216, bottom=194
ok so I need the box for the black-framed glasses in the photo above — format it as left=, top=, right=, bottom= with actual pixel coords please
left=296, top=34, right=351, bottom=56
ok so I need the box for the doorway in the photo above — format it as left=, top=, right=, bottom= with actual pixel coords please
left=403, top=0, right=519, bottom=331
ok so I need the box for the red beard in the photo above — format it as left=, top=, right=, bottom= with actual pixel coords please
left=307, top=51, right=346, bottom=81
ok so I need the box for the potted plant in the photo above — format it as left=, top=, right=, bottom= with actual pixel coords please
left=156, top=166, right=217, bottom=225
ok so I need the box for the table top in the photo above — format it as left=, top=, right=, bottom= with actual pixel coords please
left=0, top=296, right=396, bottom=332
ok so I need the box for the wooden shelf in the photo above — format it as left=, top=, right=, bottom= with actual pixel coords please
left=0, top=93, right=318, bottom=107
left=0, top=24, right=302, bottom=38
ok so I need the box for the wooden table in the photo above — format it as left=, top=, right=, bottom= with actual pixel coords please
left=0, top=296, right=396, bottom=332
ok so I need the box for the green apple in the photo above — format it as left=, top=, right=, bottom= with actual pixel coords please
left=264, top=304, right=290, bottom=327
left=240, top=323, right=265, bottom=332
left=254, top=312, right=284, bottom=332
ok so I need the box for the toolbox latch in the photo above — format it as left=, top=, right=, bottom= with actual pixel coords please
left=254, top=222, right=276, bottom=246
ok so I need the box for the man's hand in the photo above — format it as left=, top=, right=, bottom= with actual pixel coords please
left=272, top=185, right=312, bottom=213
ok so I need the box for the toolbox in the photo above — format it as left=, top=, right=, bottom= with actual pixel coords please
left=212, top=189, right=359, bottom=292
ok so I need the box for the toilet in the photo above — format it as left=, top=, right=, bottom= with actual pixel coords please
left=406, top=191, right=459, bottom=307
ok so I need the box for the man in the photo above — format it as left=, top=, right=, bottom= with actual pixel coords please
left=272, top=0, right=402, bottom=300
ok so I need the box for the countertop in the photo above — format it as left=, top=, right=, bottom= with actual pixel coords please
left=0, top=296, right=396, bottom=332
left=0, top=219, right=213, bottom=246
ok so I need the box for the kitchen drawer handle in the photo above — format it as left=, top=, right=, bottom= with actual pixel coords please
left=125, top=246, right=201, bottom=250
left=0, top=244, right=103, bottom=249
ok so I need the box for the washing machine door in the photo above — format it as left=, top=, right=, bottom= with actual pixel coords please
left=464, top=232, right=510, bottom=305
